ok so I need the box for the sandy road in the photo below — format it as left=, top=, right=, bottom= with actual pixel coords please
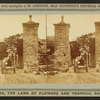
left=48, top=72, right=100, bottom=83
left=0, top=69, right=47, bottom=84
left=0, top=68, right=100, bottom=84
left=0, top=73, right=38, bottom=84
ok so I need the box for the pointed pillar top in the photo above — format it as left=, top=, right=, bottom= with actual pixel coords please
left=29, top=15, right=32, bottom=21
left=22, top=15, right=39, bottom=28
left=54, top=15, right=70, bottom=27
left=61, top=15, right=64, bottom=23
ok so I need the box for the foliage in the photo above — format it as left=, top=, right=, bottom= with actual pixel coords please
left=4, top=34, right=23, bottom=57
left=0, top=42, right=8, bottom=60
left=70, top=40, right=80, bottom=59
left=70, top=33, right=95, bottom=59
left=0, top=34, right=23, bottom=60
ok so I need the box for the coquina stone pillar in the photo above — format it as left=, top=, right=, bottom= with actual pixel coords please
left=54, top=16, right=71, bottom=66
left=95, top=22, right=100, bottom=71
left=22, top=15, right=39, bottom=72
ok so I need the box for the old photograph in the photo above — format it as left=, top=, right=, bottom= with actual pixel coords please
left=0, top=14, right=99, bottom=84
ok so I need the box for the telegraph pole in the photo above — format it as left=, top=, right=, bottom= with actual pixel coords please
left=46, top=15, right=48, bottom=83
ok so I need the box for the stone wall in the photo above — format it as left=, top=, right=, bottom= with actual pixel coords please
left=54, top=16, right=71, bottom=66
left=22, top=15, right=39, bottom=72
left=95, top=22, right=100, bottom=71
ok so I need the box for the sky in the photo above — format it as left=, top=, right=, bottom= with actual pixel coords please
left=0, top=14, right=100, bottom=42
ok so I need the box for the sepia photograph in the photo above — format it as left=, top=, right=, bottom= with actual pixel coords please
left=0, top=14, right=99, bottom=84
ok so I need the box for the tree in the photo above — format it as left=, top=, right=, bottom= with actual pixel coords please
left=70, top=33, right=95, bottom=60
left=4, top=34, right=23, bottom=56
left=0, top=42, right=7, bottom=60
left=70, top=40, right=80, bottom=59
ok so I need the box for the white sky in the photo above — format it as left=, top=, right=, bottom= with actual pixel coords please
left=0, top=15, right=100, bottom=42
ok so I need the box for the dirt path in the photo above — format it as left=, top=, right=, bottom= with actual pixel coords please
left=0, top=69, right=40, bottom=84
left=0, top=69, right=100, bottom=84
left=48, top=72, right=100, bottom=83
left=0, top=69, right=47, bottom=84
left=0, top=73, right=38, bottom=84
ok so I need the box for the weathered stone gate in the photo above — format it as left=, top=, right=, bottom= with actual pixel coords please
left=95, top=21, right=100, bottom=71
left=22, top=15, right=39, bottom=72
left=54, top=16, right=71, bottom=66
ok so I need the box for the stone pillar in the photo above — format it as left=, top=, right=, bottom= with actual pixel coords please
left=22, top=15, right=39, bottom=72
left=95, top=22, right=100, bottom=71
left=54, top=16, right=71, bottom=67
